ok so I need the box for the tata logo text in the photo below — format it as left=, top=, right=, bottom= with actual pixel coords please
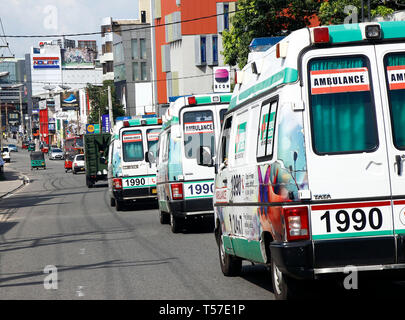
left=33, top=57, right=60, bottom=69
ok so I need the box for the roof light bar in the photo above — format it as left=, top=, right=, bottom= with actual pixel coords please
left=365, top=24, right=381, bottom=40
left=312, top=27, right=330, bottom=44
left=188, top=96, right=197, bottom=106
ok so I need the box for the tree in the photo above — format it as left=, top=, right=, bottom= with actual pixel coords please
left=87, top=80, right=125, bottom=125
left=222, top=0, right=322, bottom=69
left=319, top=0, right=404, bottom=25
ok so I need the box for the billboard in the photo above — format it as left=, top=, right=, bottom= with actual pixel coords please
left=213, top=67, right=231, bottom=93
left=61, top=91, right=80, bottom=110
left=62, top=48, right=97, bottom=68
left=33, top=57, right=60, bottom=69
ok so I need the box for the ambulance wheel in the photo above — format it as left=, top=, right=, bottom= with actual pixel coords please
left=170, top=213, right=183, bottom=233
left=159, top=208, right=170, bottom=224
left=116, top=200, right=124, bottom=212
left=218, top=231, right=242, bottom=277
left=110, top=197, right=116, bottom=207
left=270, top=259, right=301, bottom=300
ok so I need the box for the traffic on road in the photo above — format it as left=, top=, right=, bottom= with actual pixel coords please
left=1, top=1, right=405, bottom=314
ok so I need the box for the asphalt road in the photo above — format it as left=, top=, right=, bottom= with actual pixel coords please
left=1, top=149, right=405, bottom=300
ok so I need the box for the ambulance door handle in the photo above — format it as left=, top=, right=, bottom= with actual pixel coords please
left=396, top=155, right=403, bottom=176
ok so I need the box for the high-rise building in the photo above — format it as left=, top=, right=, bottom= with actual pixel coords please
left=101, top=15, right=153, bottom=116
left=152, top=0, right=237, bottom=107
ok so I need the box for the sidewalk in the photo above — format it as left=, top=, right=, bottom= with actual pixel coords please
left=0, top=165, right=28, bottom=199
left=0, top=137, right=30, bottom=199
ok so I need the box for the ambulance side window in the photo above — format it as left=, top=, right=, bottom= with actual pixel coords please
left=257, top=99, right=278, bottom=161
left=220, top=116, right=233, bottom=167
left=161, top=130, right=170, bottom=162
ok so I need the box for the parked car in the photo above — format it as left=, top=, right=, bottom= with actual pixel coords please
left=22, top=141, right=29, bottom=149
left=8, top=144, right=18, bottom=152
left=72, top=154, right=85, bottom=174
left=0, top=155, right=4, bottom=173
left=2, top=147, right=10, bottom=163
left=48, top=148, right=64, bottom=160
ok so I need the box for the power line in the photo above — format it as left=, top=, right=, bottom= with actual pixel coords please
left=5, top=70, right=221, bottom=87
left=1, top=6, right=252, bottom=39
left=0, top=17, right=14, bottom=57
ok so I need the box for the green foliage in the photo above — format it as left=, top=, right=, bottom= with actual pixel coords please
left=222, top=0, right=322, bottom=69
left=87, top=80, right=125, bottom=125
left=319, top=0, right=402, bottom=25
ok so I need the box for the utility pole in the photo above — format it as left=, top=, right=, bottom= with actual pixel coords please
left=19, top=89, right=23, bottom=141
left=150, top=0, right=158, bottom=115
left=108, top=85, right=113, bottom=132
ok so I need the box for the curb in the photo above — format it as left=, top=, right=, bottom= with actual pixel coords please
left=0, top=171, right=30, bottom=200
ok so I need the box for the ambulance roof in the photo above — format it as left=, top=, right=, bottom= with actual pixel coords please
left=229, top=20, right=405, bottom=111
left=162, top=93, right=232, bottom=130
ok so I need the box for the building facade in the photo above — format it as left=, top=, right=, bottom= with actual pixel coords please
left=152, top=0, right=237, bottom=108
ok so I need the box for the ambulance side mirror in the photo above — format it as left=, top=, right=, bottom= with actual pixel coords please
left=145, top=151, right=156, bottom=164
left=197, top=146, right=213, bottom=167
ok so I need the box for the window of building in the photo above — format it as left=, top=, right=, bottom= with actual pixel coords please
left=132, top=39, right=138, bottom=59
left=133, top=62, right=139, bottom=81
left=140, top=39, right=147, bottom=59
left=201, top=36, right=207, bottom=64
left=213, top=35, right=218, bottom=64
left=141, top=62, right=148, bottom=81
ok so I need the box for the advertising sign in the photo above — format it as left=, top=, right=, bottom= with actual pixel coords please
left=213, top=67, right=231, bottom=93
left=102, top=114, right=110, bottom=133
left=61, top=91, right=80, bottom=110
left=39, top=100, right=47, bottom=110
left=62, top=48, right=97, bottom=68
left=48, top=123, right=56, bottom=133
left=86, top=124, right=100, bottom=134
left=33, top=57, right=60, bottom=69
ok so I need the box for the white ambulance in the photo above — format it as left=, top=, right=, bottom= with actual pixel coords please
left=211, top=21, right=405, bottom=299
left=156, top=94, right=231, bottom=232
left=108, top=116, right=162, bottom=211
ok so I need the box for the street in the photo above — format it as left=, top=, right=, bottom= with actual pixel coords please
left=1, top=149, right=405, bottom=300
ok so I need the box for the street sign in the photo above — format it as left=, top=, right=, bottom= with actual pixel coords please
left=102, top=114, right=110, bottom=133
left=86, top=124, right=100, bottom=134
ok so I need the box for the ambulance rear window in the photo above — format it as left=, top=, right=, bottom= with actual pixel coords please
left=183, top=110, right=215, bottom=159
left=309, top=56, right=378, bottom=154
left=122, top=130, right=144, bottom=162
left=385, top=53, right=405, bottom=150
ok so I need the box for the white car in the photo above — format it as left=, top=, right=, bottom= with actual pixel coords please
left=72, top=154, right=85, bottom=174
left=48, top=148, right=64, bottom=160
left=2, top=147, right=10, bottom=163
left=0, top=155, right=4, bottom=173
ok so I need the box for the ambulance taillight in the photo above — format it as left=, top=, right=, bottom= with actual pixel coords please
left=113, top=178, right=122, bottom=190
left=283, top=207, right=309, bottom=241
left=171, top=183, right=184, bottom=200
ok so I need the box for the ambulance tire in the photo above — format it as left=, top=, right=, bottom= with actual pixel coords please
left=218, top=231, right=242, bottom=277
left=116, top=200, right=124, bottom=212
left=170, top=213, right=184, bottom=233
left=270, top=259, right=301, bottom=300
left=159, top=209, right=170, bottom=224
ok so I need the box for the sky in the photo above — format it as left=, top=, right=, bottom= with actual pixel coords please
left=0, top=0, right=140, bottom=58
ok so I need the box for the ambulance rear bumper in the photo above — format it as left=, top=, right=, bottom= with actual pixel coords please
left=270, top=234, right=405, bottom=280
